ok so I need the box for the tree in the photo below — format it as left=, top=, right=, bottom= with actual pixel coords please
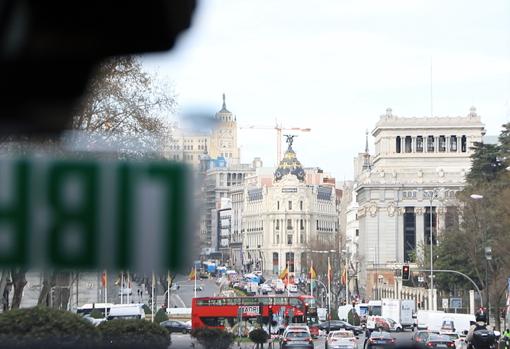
left=73, top=55, right=175, bottom=156
left=430, top=123, right=510, bottom=328
left=36, top=56, right=177, bottom=310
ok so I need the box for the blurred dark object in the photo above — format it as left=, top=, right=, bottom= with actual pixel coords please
left=0, top=0, right=196, bottom=135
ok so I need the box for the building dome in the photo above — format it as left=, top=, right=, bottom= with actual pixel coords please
left=274, top=135, right=305, bottom=181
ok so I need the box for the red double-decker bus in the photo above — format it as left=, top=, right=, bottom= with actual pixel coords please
left=191, top=295, right=318, bottom=332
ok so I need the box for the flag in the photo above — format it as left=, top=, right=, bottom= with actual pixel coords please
left=310, top=266, right=317, bottom=280
left=279, top=267, right=288, bottom=281
left=327, top=258, right=332, bottom=283
left=101, top=271, right=107, bottom=288
left=188, top=268, right=196, bottom=280
left=341, top=269, right=347, bottom=286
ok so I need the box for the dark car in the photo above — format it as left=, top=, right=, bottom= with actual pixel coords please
left=318, top=320, right=363, bottom=335
left=366, top=331, right=396, bottom=349
left=422, top=334, right=456, bottom=349
left=281, top=330, right=314, bottom=349
left=413, top=331, right=441, bottom=349
left=160, top=320, right=191, bottom=334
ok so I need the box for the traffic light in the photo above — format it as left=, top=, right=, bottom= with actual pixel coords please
left=402, top=265, right=410, bottom=280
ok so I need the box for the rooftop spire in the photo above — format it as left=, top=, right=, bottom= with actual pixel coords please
left=222, top=93, right=226, bottom=110
left=362, top=129, right=371, bottom=171
left=365, top=129, right=369, bottom=153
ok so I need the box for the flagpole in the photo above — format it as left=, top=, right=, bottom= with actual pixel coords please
left=327, top=257, right=331, bottom=321
left=127, top=271, right=130, bottom=304
left=287, top=261, right=290, bottom=297
left=121, top=272, right=124, bottom=304
left=309, top=262, right=312, bottom=297
left=194, top=267, right=197, bottom=298
left=104, top=270, right=108, bottom=304
left=151, top=271, right=155, bottom=322
left=167, top=271, right=171, bottom=310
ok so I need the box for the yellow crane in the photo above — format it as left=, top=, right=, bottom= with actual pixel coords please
left=240, top=122, right=311, bottom=165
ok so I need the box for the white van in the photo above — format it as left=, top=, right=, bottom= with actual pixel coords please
left=274, top=279, right=285, bottom=294
left=107, top=303, right=145, bottom=320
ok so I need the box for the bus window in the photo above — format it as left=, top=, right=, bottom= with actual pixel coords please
left=241, top=298, right=259, bottom=305
left=258, top=298, right=272, bottom=305
left=289, top=298, right=301, bottom=307
left=196, top=299, right=210, bottom=306
left=274, top=297, right=287, bottom=305
left=225, top=298, right=240, bottom=305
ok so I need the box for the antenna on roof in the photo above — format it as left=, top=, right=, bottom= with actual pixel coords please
left=430, top=57, right=433, bottom=117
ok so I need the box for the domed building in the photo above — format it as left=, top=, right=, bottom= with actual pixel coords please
left=242, top=137, right=340, bottom=276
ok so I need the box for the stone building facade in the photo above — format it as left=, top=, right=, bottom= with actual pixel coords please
left=355, top=107, right=485, bottom=299
left=166, top=94, right=240, bottom=168
left=242, top=140, right=339, bottom=276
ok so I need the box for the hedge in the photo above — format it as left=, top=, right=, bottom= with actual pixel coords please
left=0, top=306, right=99, bottom=349
left=191, top=328, right=234, bottom=349
left=97, top=319, right=170, bottom=349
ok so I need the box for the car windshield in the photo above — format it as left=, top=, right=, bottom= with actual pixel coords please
left=429, top=335, right=449, bottom=341
left=287, top=331, right=310, bottom=339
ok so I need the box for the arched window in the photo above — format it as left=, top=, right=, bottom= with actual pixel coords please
left=405, top=136, right=412, bottom=153
left=450, top=135, right=457, bottom=151
left=396, top=136, right=401, bottom=153
left=439, top=135, right=446, bottom=152
left=427, top=136, right=435, bottom=152
left=416, top=136, right=423, bottom=152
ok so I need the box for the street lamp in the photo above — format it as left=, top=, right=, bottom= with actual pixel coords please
left=426, top=189, right=439, bottom=310
left=471, top=194, right=491, bottom=322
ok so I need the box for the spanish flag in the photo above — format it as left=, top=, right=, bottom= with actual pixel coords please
left=310, top=266, right=317, bottom=280
left=341, top=268, right=347, bottom=286
left=188, top=267, right=196, bottom=280
left=101, top=271, right=107, bottom=288
left=327, top=257, right=332, bottom=283
left=279, top=267, right=288, bottom=280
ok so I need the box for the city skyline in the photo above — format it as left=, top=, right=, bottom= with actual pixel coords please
left=144, top=0, right=510, bottom=180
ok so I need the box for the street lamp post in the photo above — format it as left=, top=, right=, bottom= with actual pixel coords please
left=427, top=189, right=438, bottom=310
left=470, top=194, right=489, bottom=321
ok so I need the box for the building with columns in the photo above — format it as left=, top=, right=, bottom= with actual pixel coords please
left=242, top=138, right=340, bottom=276
left=355, top=107, right=485, bottom=300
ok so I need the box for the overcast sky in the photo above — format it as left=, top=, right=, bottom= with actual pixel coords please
left=144, top=0, right=510, bottom=180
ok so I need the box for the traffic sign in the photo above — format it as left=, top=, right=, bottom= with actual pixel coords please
left=450, top=298, right=462, bottom=309
left=0, top=157, right=192, bottom=271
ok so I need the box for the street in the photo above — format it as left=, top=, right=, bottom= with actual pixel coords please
left=169, top=330, right=416, bottom=349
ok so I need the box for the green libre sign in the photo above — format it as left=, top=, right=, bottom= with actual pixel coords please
left=0, top=158, right=191, bottom=271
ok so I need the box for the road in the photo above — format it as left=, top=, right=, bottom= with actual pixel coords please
left=167, top=276, right=219, bottom=308
left=169, top=330, right=416, bottom=348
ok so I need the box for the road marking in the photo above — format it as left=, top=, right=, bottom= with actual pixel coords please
left=172, top=294, right=186, bottom=307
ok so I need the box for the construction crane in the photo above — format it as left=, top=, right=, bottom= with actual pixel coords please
left=239, top=122, right=311, bottom=164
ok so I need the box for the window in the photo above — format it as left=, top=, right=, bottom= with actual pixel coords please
left=405, top=136, right=412, bottom=153
left=285, top=252, right=295, bottom=272
left=416, top=136, right=423, bottom=152
left=403, top=207, right=416, bottom=262
left=396, top=136, right=401, bottom=153
left=461, top=135, right=467, bottom=152
left=277, top=201, right=280, bottom=210
left=272, top=252, right=279, bottom=274
left=276, top=220, right=280, bottom=230
left=287, top=219, right=293, bottom=229
left=300, top=201, right=303, bottom=210
left=450, top=136, right=457, bottom=151
left=276, top=235, right=279, bottom=244
left=288, top=201, right=292, bottom=210
left=287, top=234, right=293, bottom=245
left=300, top=233, right=304, bottom=243
left=300, top=219, right=304, bottom=230
left=439, top=135, right=446, bottom=152
left=355, top=229, right=359, bottom=237
left=427, top=136, right=435, bottom=152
